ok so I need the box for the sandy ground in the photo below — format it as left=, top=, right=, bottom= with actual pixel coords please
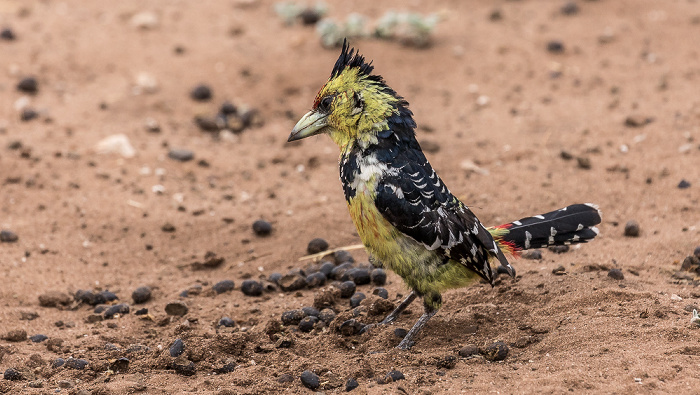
left=1, top=0, right=699, bottom=393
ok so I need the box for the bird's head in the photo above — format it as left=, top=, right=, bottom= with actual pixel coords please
left=288, top=40, right=412, bottom=150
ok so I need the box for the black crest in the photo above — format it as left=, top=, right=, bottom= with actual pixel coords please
left=331, top=39, right=374, bottom=78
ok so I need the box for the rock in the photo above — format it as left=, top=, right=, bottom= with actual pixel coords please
left=2, top=329, right=26, bottom=342
left=482, top=341, right=509, bottom=361
left=300, top=370, right=320, bottom=390
left=212, top=280, right=235, bottom=294
left=0, top=229, right=18, bottom=243
left=38, top=291, right=71, bottom=307
left=546, top=40, right=565, bottom=53
left=319, top=261, right=335, bottom=277
left=346, top=268, right=371, bottom=285
left=3, top=368, right=22, bottom=381
left=436, top=355, right=457, bottom=369
left=678, top=179, right=691, bottom=189
left=52, top=358, right=65, bottom=368
left=218, top=317, right=236, bottom=327
left=190, top=84, right=212, bottom=101
left=298, top=316, right=318, bottom=332
left=215, top=361, right=236, bottom=374
left=608, top=268, right=624, bottom=280
left=378, top=370, right=405, bottom=384
left=373, top=287, right=389, bottom=299
left=252, top=220, right=272, bottom=236
left=281, top=309, right=305, bottom=326
left=336, top=280, right=356, bottom=298
left=170, top=339, right=185, bottom=357
left=459, top=344, right=480, bottom=357
left=552, top=265, right=566, bottom=275
left=268, top=272, right=282, bottom=284
left=103, top=303, right=130, bottom=319
left=0, top=28, right=16, bottom=40
left=20, top=108, right=39, bottom=122
left=331, top=262, right=354, bottom=280
left=172, top=357, right=196, bottom=376
left=318, top=308, right=336, bottom=324
left=95, top=134, right=136, bottom=158
left=624, top=220, right=640, bottom=237
left=165, top=301, right=188, bottom=316
left=65, top=358, right=89, bottom=370
left=624, top=115, right=653, bottom=128
left=240, top=280, right=263, bottom=296
left=394, top=328, right=408, bottom=339
left=576, top=156, right=592, bottom=169
left=30, top=334, right=48, bottom=343
left=370, top=268, right=387, bottom=285
left=521, top=250, right=543, bottom=260
left=306, top=272, right=327, bottom=288
left=168, top=149, right=194, bottom=162
left=278, top=274, right=306, bottom=292
left=345, top=377, right=359, bottom=391
left=333, top=250, right=355, bottom=264
left=134, top=308, right=148, bottom=315
left=307, top=238, right=329, bottom=254
left=16, top=77, right=38, bottom=94
left=132, top=286, right=152, bottom=304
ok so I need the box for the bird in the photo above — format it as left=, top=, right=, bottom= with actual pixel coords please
left=288, top=41, right=601, bottom=350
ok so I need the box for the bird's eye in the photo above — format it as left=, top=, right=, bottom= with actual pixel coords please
left=318, top=96, right=333, bottom=112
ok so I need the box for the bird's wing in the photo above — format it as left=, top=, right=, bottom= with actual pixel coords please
left=374, top=159, right=513, bottom=284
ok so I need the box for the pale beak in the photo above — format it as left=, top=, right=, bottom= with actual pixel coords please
left=287, top=110, right=328, bottom=142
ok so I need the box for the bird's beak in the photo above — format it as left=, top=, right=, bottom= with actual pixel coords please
left=287, top=111, right=328, bottom=142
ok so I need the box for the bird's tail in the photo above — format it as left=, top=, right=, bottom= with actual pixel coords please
left=487, top=203, right=602, bottom=256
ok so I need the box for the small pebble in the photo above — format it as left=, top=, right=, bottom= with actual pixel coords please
left=370, top=268, right=387, bottom=285
left=608, top=268, right=624, bottom=280
left=190, top=84, right=212, bottom=101
left=678, top=179, right=691, bottom=189
left=218, top=317, right=236, bottom=327
left=346, top=268, right=371, bottom=285
left=549, top=245, right=570, bottom=254
left=17, top=77, right=38, bottom=94
left=318, top=308, right=336, bottom=323
left=20, top=108, right=39, bottom=122
left=307, top=238, right=329, bottom=254
left=624, top=115, right=652, bottom=128
left=3, top=368, right=22, bottom=381
left=378, top=370, right=405, bottom=384
left=0, top=229, right=18, bottom=242
left=212, top=280, right=235, bottom=294
left=165, top=301, right=189, bottom=316
left=576, top=157, right=591, bottom=169
left=552, top=265, right=566, bottom=275
left=331, top=262, right=353, bottom=280
left=219, top=101, right=237, bottom=115
left=345, top=377, right=359, bottom=391
left=482, top=341, right=509, bottom=361
left=132, top=286, right=152, bottom=304
left=301, top=306, right=320, bottom=317
left=521, top=250, right=542, bottom=260
left=134, top=308, right=148, bottom=315
left=173, top=358, right=196, bottom=376
left=300, top=370, right=320, bottom=390
left=30, top=334, right=48, bottom=343
left=546, top=40, right=565, bottom=53
left=103, top=303, right=130, bottom=319
left=394, top=328, right=408, bottom=338
left=281, top=309, right=305, bottom=326
left=268, top=272, right=282, bottom=284
left=624, top=220, right=640, bottom=237
left=168, top=149, right=194, bottom=162
left=306, top=272, right=327, bottom=288
left=65, top=358, right=89, bottom=370
left=240, top=280, right=263, bottom=296
left=161, top=223, right=176, bottom=232
left=215, top=362, right=236, bottom=374
left=278, top=274, right=307, bottom=292
left=336, top=281, right=356, bottom=298
left=298, top=316, right=318, bottom=332
left=333, top=250, right=355, bottom=264
left=350, top=292, right=366, bottom=308
left=319, top=261, right=335, bottom=277
left=252, top=220, right=272, bottom=236
left=459, top=344, right=480, bottom=357
left=102, top=291, right=119, bottom=302
left=52, top=358, right=65, bottom=368
left=373, top=287, right=389, bottom=299
left=0, top=28, right=16, bottom=40
left=170, top=338, right=185, bottom=357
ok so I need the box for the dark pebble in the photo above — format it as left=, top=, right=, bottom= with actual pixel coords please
left=336, top=280, right=356, bottom=298
left=370, top=268, right=387, bottom=285
left=168, top=149, right=194, bottom=162
left=275, top=337, right=294, bottom=348
left=306, top=272, right=327, bottom=288
left=132, top=286, right=152, bottom=304
left=194, top=115, right=220, bottom=132
left=52, top=358, right=65, bottom=368
left=101, top=291, right=118, bottom=302
left=65, top=358, right=89, bottom=370
left=378, top=370, right=405, bottom=384
left=350, top=292, right=366, bottom=308
left=215, top=362, right=236, bottom=374
left=436, top=355, right=457, bottom=369
left=483, top=341, right=509, bottom=361
left=694, top=246, right=700, bottom=259
left=281, top=309, right=305, bottom=326
left=331, top=262, right=354, bottom=280
left=3, top=368, right=22, bottom=381
left=173, top=359, right=196, bottom=376
left=346, top=268, right=371, bottom=285
left=300, top=370, right=320, bottom=390
left=548, top=245, right=569, bottom=254
left=110, top=357, right=130, bottom=373
left=218, top=317, right=236, bottom=327
left=301, top=306, right=320, bottom=317
left=345, top=377, right=359, bottom=391
left=678, top=179, right=691, bottom=189
left=104, top=303, right=130, bottom=319
left=268, top=272, right=282, bottom=284
left=576, top=156, right=591, bottom=169
left=298, top=8, right=323, bottom=25
left=318, top=308, right=336, bottom=323
left=521, top=250, right=543, bottom=260
left=165, top=301, right=189, bottom=316
left=373, top=287, right=389, bottom=299
left=307, top=238, right=329, bottom=254
left=219, top=101, right=237, bottom=116
left=298, top=316, right=318, bottom=332
left=339, top=319, right=364, bottom=336
left=546, top=40, right=565, bottom=53
left=0, top=229, right=18, bottom=242
left=333, top=250, right=355, bottom=264
left=0, top=28, right=15, bottom=40
left=170, top=338, right=185, bottom=357
left=319, top=261, right=335, bottom=277
left=212, top=280, right=235, bottom=294
left=278, top=274, right=306, bottom=292
left=16, top=77, right=38, bottom=94
left=30, top=334, right=48, bottom=343
left=560, top=1, right=579, bottom=15
left=624, top=220, right=640, bottom=237
left=190, top=84, right=212, bottom=101
left=134, top=308, right=148, bottom=315
left=459, top=344, right=480, bottom=357
left=241, top=280, right=263, bottom=296
left=20, top=108, right=39, bottom=122
left=608, top=268, right=624, bottom=280
left=252, top=220, right=272, bottom=236
left=552, top=265, right=566, bottom=275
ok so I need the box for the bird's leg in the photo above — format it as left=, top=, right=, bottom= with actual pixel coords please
left=380, top=291, right=417, bottom=325
left=396, top=304, right=437, bottom=350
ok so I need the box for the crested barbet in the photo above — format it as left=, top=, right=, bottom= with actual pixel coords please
left=288, top=41, right=602, bottom=350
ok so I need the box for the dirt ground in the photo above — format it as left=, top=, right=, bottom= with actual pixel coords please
left=1, top=0, right=699, bottom=393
